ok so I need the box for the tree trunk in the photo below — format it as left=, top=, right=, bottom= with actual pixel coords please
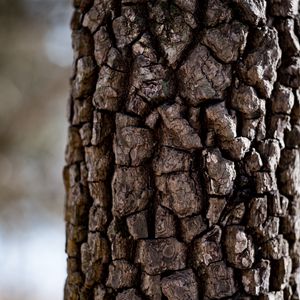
left=64, top=0, right=300, bottom=299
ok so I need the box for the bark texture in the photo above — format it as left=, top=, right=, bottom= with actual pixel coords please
left=64, top=0, right=300, bottom=299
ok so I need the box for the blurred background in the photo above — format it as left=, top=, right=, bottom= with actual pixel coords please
left=0, top=0, right=72, bottom=299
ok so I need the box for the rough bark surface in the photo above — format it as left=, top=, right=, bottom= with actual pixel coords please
left=64, top=0, right=300, bottom=299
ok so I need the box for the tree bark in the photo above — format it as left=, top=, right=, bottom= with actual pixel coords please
left=64, top=0, right=300, bottom=299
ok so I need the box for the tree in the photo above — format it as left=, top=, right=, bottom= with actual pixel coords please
left=64, top=0, right=300, bottom=299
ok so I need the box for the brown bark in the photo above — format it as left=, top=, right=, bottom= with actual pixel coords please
left=64, top=0, right=300, bottom=299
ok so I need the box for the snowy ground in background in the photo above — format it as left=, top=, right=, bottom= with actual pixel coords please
left=0, top=219, right=66, bottom=300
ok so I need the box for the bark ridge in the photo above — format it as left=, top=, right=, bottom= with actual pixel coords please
left=64, top=0, right=300, bottom=299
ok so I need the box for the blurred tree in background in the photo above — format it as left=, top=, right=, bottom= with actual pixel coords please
left=0, top=0, right=72, bottom=299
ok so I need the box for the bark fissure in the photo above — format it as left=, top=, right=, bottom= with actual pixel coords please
left=64, top=0, right=300, bottom=299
